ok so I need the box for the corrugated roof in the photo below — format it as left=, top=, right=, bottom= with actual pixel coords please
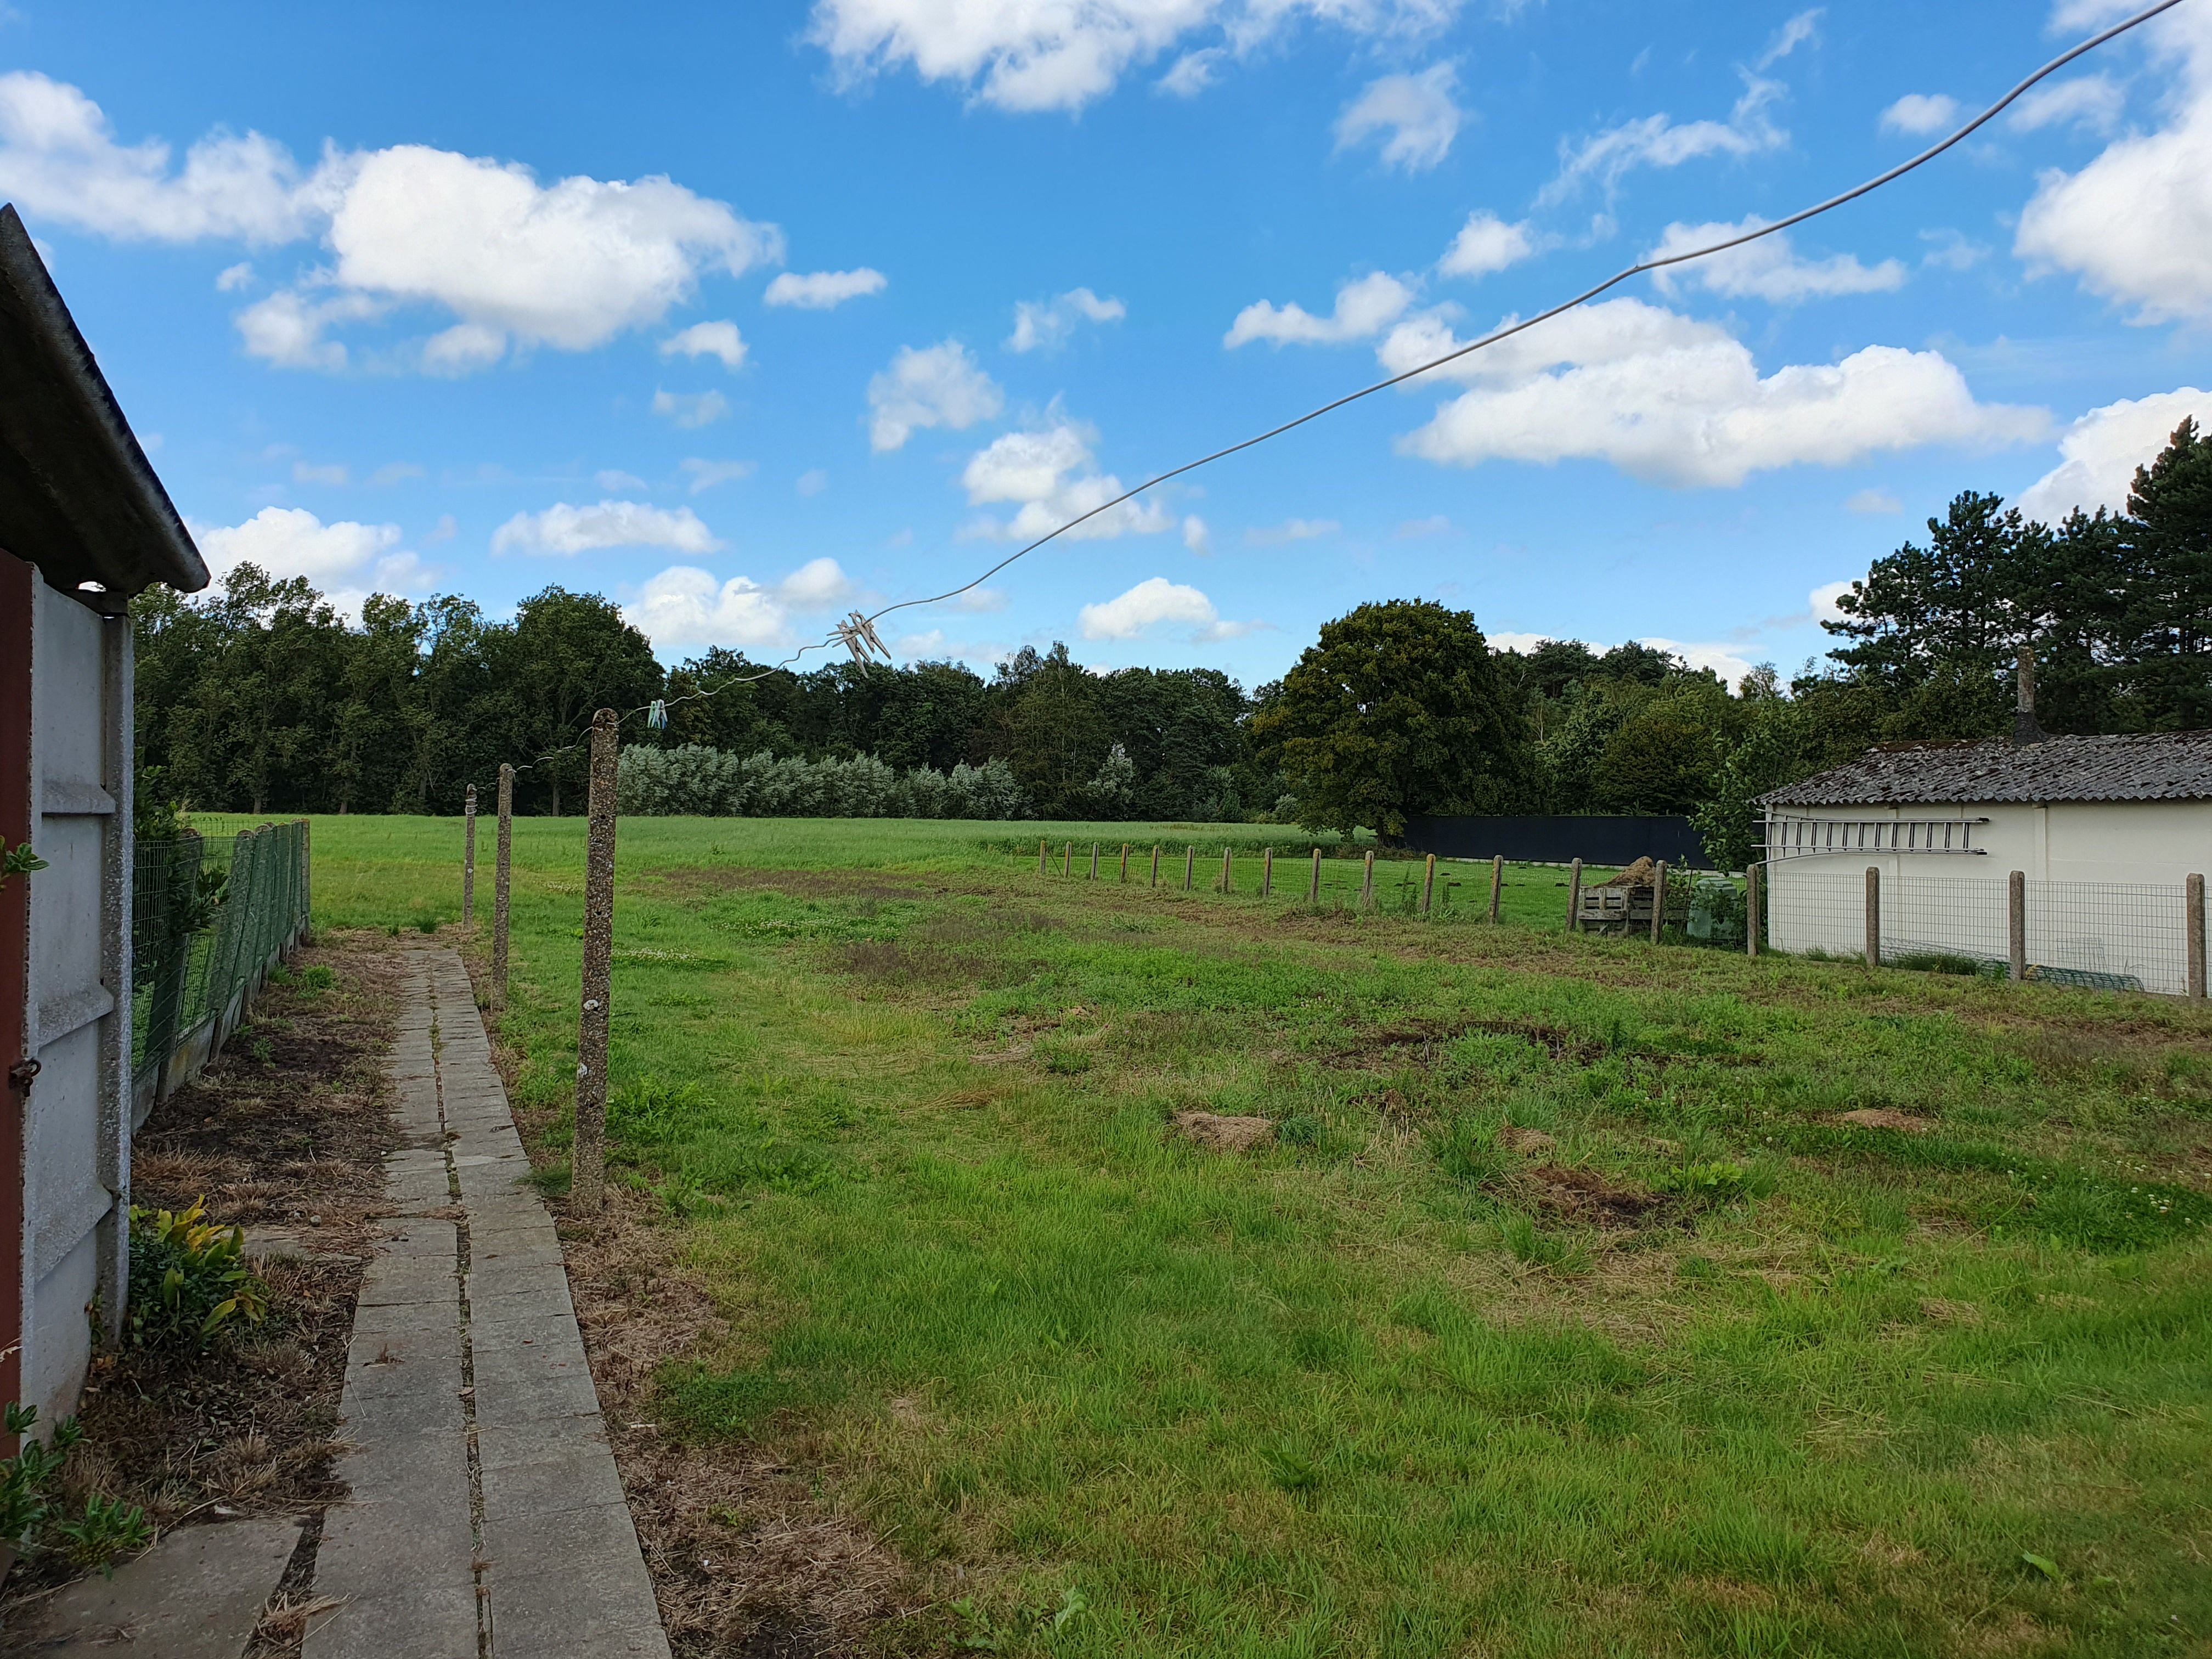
left=1760, top=730, right=2212, bottom=806
left=0, top=203, right=207, bottom=607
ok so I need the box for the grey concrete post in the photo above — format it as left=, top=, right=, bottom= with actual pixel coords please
left=462, top=783, right=477, bottom=932
left=572, top=709, right=618, bottom=1214
left=1089, top=842, right=1099, bottom=881
left=1864, top=865, right=1880, bottom=968
left=1421, top=854, right=1436, bottom=918
left=1746, top=861, right=1762, bottom=959
left=2008, top=870, right=2027, bottom=983
left=1488, top=855, right=1503, bottom=923
left=1184, top=847, right=1194, bottom=891
left=1362, top=850, right=1374, bottom=909
left=1309, top=847, right=1322, bottom=905
left=1221, top=845, right=1232, bottom=894
left=2188, top=873, right=2205, bottom=1001
left=493, top=764, right=514, bottom=1008
left=1567, top=859, right=1583, bottom=932
left=1262, top=846, right=1273, bottom=899
left=1652, top=860, right=1667, bottom=944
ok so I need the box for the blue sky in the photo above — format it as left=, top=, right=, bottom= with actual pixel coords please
left=7, top=0, right=2210, bottom=687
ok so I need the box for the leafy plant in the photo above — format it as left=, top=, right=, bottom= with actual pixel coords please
left=127, top=1198, right=268, bottom=1351
left=1, top=842, right=48, bottom=885
left=48, top=1493, right=153, bottom=1574
left=0, top=1405, right=79, bottom=1548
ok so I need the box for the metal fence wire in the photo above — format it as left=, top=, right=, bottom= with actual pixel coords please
left=131, top=819, right=311, bottom=1115
left=1767, top=870, right=2202, bottom=994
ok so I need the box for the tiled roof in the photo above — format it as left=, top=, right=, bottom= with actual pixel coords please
left=1759, top=730, right=2212, bottom=807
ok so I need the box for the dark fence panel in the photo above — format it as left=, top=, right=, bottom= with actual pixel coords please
left=1403, top=814, right=1713, bottom=869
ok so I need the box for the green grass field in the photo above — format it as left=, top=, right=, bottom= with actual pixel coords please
left=305, top=813, right=2212, bottom=1658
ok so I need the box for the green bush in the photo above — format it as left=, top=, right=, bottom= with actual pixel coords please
left=126, top=1198, right=268, bottom=1352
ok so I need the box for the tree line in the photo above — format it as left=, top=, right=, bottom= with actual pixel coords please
left=134, top=420, right=2211, bottom=856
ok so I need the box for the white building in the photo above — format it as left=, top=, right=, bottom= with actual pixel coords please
left=1, top=203, right=208, bottom=1427
left=1759, top=729, right=2212, bottom=991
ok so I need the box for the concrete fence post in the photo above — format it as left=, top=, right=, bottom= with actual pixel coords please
left=1262, top=846, right=1273, bottom=899
left=1488, top=855, right=1503, bottom=923
left=1421, top=854, right=1437, bottom=918
left=1089, top=842, right=1099, bottom=881
left=492, top=764, right=514, bottom=1007
left=1567, top=859, right=1583, bottom=932
left=462, top=783, right=477, bottom=932
left=2187, top=873, right=2205, bottom=1001
left=2008, top=870, right=2027, bottom=983
left=1309, top=847, right=1322, bottom=905
left=1184, top=847, right=1194, bottom=891
left=1362, top=850, right=1374, bottom=910
left=1864, top=865, right=1880, bottom=969
left=1746, top=861, right=1761, bottom=960
left=1151, top=845, right=1161, bottom=888
left=573, top=708, right=619, bottom=1215
left=1221, top=846, right=1233, bottom=894
left=1651, top=860, right=1668, bottom=945
left=1120, top=843, right=1130, bottom=883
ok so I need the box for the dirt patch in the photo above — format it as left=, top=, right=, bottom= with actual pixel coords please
left=1331, top=1017, right=1601, bottom=1068
left=1524, top=1164, right=1666, bottom=1229
left=1, top=934, right=398, bottom=1617
left=470, top=962, right=919, bottom=1656
left=1171, top=1111, right=1277, bottom=1152
left=1833, top=1108, right=1936, bottom=1133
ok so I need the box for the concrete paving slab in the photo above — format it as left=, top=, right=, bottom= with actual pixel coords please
left=302, top=1577, right=479, bottom=1659
left=7, top=1516, right=303, bottom=1656
left=479, top=1440, right=630, bottom=1521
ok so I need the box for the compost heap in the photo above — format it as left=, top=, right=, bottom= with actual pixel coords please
left=1600, top=856, right=1658, bottom=888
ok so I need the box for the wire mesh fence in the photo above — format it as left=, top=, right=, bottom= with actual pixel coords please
left=1767, top=869, right=2204, bottom=994
left=132, top=818, right=312, bottom=1114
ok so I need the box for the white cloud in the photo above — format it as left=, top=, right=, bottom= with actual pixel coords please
left=867, top=340, right=1003, bottom=450
left=1225, top=270, right=1414, bottom=348
left=621, top=556, right=854, bottom=650
left=1181, top=514, right=1210, bottom=552
left=1649, top=217, right=1906, bottom=303
left=490, top=500, right=723, bottom=556
left=595, top=469, right=648, bottom=492
left=960, top=419, right=1172, bottom=541
left=1245, top=517, right=1340, bottom=545
left=1542, top=72, right=1786, bottom=203
left=292, top=460, right=348, bottom=486
left=1846, top=488, right=1901, bottom=514
left=0, top=71, right=783, bottom=375
left=1438, top=210, right=1536, bottom=278
left=1155, top=48, right=1223, bottom=97
left=0, top=71, right=318, bottom=243
left=2008, top=73, right=2124, bottom=134
left=2016, top=387, right=2212, bottom=523
left=1879, top=92, right=1961, bottom=137
left=1754, top=9, right=1821, bottom=71
left=2014, top=10, right=2212, bottom=326
left=764, top=267, right=887, bottom=308
left=805, top=0, right=1462, bottom=115
left=653, top=388, right=731, bottom=428
left=682, top=458, right=755, bottom=493
left=1334, top=63, right=1461, bottom=172
left=1387, top=296, right=2047, bottom=488
left=1639, top=637, right=1761, bottom=688
left=1920, top=228, right=1985, bottom=271
left=1007, top=286, right=1126, bottom=352
left=1810, top=579, right=1854, bottom=624
left=193, top=505, right=400, bottom=584
left=215, top=261, right=253, bottom=291
left=796, top=467, right=829, bottom=496
left=1078, top=575, right=1250, bottom=641
left=660, top=320, right=749, bottom=369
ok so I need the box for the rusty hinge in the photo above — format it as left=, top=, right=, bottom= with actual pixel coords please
left=6, top=1057, right=38, bottom=1099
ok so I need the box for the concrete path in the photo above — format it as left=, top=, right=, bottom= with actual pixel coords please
left=306, top=947, right=667, bottom=1659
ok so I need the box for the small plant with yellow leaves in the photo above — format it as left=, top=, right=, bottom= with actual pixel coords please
left=126, top=1198, right=268, bottom=1352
